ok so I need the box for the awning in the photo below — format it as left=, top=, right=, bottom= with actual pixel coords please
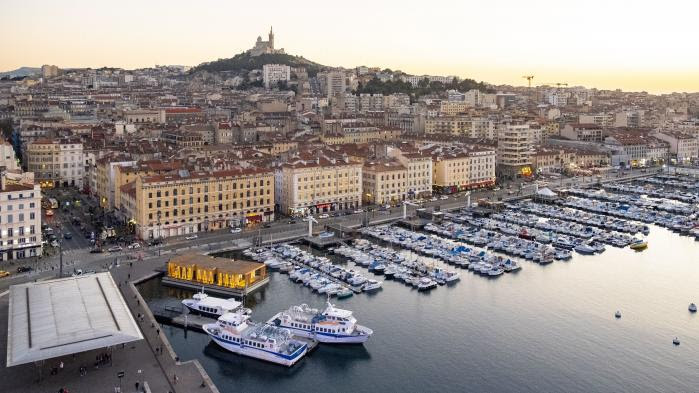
left=6, top=273, right=143, bottom=367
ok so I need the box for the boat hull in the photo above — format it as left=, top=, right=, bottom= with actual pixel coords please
left=204, top=326, right=307, bottom=367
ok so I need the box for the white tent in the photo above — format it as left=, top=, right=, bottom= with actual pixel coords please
left=536, top=187, right=558, bottom=199
left=6, top=273, right=143, bottom=367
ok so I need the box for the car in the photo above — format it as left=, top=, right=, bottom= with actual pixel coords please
left=185, top=234, right=198, bottom=240
left=493, top=187, right=501, bottom=191
left=127, top=242, right=141, bottom=249
left=107, top=246, right=123, bottom=252
left=318, top=213, right=330, bottom=219
left=263, top=223, right=272, bottom=228
left=439, top=195, right=449, bottom=200
left=90, top=248, right=103, bottom=254
left=353, top=209, right=363, bottom=214
left=508, top=190, right=515, bottom=195
left=148, top=238, right=163, bottom=246
left=17, top=266, right=33, bottom=273
left=63, top=232, right=72, bottom=240
left=0, top=270, right=10, bottom=278
left=287, top=219, right=297, bottom=224
left=51, top=240, right=59, bottom=247
left=230, top=228, right=242, bottom=234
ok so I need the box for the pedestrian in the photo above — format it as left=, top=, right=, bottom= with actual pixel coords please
left=127, top=273, right=130, bottom=279
left=135, top=382, right=139, bottom=390
left=59, top=361, right=64, bottom=371
left=173, top=373, right=178, bottom=384
left=156, top=328, right=160, bottom=335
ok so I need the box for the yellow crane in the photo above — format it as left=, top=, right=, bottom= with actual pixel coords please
left=522, top=75, right=534, bottom=88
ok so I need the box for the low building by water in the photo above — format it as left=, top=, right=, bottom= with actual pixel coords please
left=163, top=253, right=269, bottom=297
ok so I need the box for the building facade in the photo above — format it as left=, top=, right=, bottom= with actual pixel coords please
left=25, top=139, right=84, bottom=188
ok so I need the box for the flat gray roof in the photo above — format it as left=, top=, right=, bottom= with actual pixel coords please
left=6, top=272, right=143, bottom=367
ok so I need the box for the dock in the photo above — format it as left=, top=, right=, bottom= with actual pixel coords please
left=302, top=235, right=345, bottom=249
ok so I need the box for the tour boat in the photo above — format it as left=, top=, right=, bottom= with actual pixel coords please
left=203, top=312, right=308, bottom=366
left=182, top=291, right=250, bottom=318
left=268, top=302, right=373, bottom=344
left=614, top=311, right=621, bottom=319
left=689, top=303, right=697, bottom=313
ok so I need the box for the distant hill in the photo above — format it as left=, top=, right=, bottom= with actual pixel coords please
left=0, top=67, right=40, bottom=78
left=191, top=52, right=326, bottom=76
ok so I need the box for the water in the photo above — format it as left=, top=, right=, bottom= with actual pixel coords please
left=140, top=225, right=699, bottom=393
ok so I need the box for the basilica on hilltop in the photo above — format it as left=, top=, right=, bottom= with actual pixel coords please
left=248, top=27, right=285, bottom=56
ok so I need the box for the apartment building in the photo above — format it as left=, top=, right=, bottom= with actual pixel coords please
left=362, top=159, right=408, bottom=205
left=439, top=101, right=468, bottom=116
left=275, top=154, right=362, bottom=216
left=25, top=138, right=84, bottom=188
left=262, top=64, right=291, bottom=89
left=388, top=146, right=433, bottom=199
left=95, top=155, right=136, bottom=209
left=426, top=146, right=496, bottom=193
left=579, top=113, right=615, bottom=128
left=321, top=128, right=401, bottom=145
left=652, top=130, right=698, bottom=163
left=561, top=123, right=604, bottom=142
left=496, top=124, right=533, bottom=178
left=121, top=168, right=274, bottom=240
left=0, top=172, right=42, bottom=260
left=113, top=160, right=185, bottom=212
left=425, top=116, right=495, bottom=139
left=0, top=140, right=18, bottom=171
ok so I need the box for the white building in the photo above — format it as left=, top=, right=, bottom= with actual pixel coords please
left=326, top=71, right=347, bottom=99
left=0, top=172, right=42, bottom=260
left=262, top=64, right=291, bottom=89
left=497, top=123, right=533, bottom=178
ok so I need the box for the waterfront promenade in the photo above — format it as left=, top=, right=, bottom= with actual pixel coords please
left=0, top=254, right=218, bottom=393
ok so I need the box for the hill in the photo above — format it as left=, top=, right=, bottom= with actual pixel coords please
left=0, top=67, right=40, bottom=78
left=191, top=52, right=326, bottom=76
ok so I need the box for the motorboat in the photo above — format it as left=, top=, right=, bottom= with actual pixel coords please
left=629, top=239, right=648, bottom=251
left=203, top=312, right=308, bottom=366
left=268, top=302, right=373, bottom=344
left=614, top=311, right=621, bottom=319
left=182, top=290, right=250, bottom=318
left=673, top=337, right=680, bottom=346
left=362, top=279, right=383, bottom=292
left=689, top=303, right=697, bottom=313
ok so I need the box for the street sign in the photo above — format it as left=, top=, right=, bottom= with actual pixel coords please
left=117, top=371, right=125, bottom=378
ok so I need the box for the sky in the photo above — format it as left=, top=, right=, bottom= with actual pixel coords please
left=1, top=0, right=698, bottom=93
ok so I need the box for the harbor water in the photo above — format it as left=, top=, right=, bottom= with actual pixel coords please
left=139, top=224, right=699, bottom=393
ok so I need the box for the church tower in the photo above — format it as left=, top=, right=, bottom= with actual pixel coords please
left=268, top=26, right=274, bottom=50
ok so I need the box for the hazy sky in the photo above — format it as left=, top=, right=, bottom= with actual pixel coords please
left=2, top=0, right=698, bottom=93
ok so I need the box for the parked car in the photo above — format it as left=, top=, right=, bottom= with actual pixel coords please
left=127, top=242, right=141, bottom=249
left=230, top=228, right=242, bottom=234
left=90, top=248, right=103, bottom=254
left=0, top=270, right=10, bottom=278
left=107, top=246, right=123, bottom=253
left=353, top=209, right=363, bottom=214
left=430, top=197, right=438, bottom=202
left=439, top=195, right=449, bottom=200
left=263, top=223, right=272, bottom=228
left=17, top=266, right=33, bottom=273
left=185, top=234, right=198, bottom=240
left=63, top=232, right=72, bottom=240
left=318, top=213, right=330, bottom=219
left=51, top=240, right=59, bottom=247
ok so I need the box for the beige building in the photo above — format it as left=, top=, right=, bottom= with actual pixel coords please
left=388, top=146, right=433, bottom=198
left=362, top=160, right=408, bottom=205
left=561, top=123, right=603, bottom=142
left=26, top=138, right=84, bottom=188
left=0, top=140, right=19, bottom=171
left=427, top=146, right=496, bottom=193
left=652, top=130, right=698, bottom=163
left=95, top=155, right=136, bottom=209
left=274, top=154, right=362, bottom=216
left=121, top=168, right=274, bottom=240
left=321, top=128, right=401, bottom=145
left=497, top=124, right=533, bottom=178
left=439, top=101, right=469, bottom=116
left=113, top=160, right=185, bottom=213
left=425, top=116, right=495, bottom=139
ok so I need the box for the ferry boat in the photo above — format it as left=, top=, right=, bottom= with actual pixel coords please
left=182, top=290, right=250, bottom=318
left=203, top=312, right=308, bottom=366
left=268, top=302, right=373, bottom=344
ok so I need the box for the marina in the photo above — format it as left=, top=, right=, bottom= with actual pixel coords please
left=137, top=172, right=699, bottom=392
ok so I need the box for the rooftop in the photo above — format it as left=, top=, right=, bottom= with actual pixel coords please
left=6, top=273, right=143, bottom=367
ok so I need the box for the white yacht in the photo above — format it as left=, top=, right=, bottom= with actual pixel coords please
left=269, top=302, right=373, bottom=344
left=182, top=291, right=250, bottom=318
left=689, top=303, right=697, bottom=313
left=362, top=279, right=383, bottom=292
left=203, top=312, right=308, bottom=366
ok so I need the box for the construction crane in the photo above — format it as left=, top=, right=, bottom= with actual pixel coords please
left=522, top=75, right=534, bottom=88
